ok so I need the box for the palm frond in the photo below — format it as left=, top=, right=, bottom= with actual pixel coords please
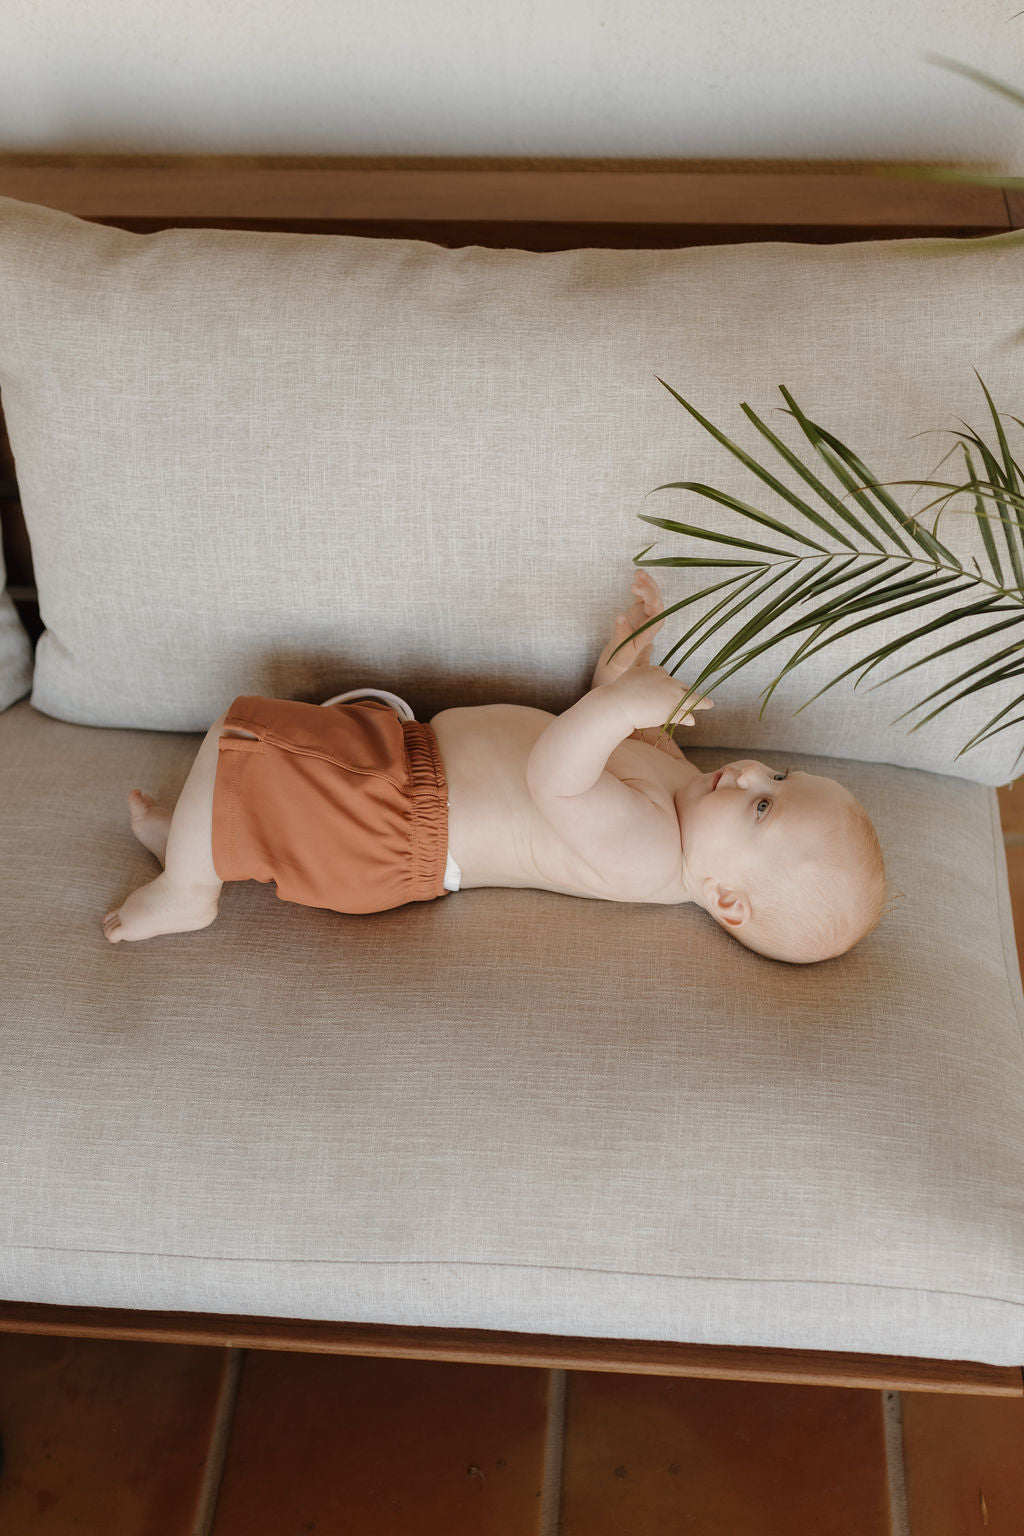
left=654, top=379, right=860, bottom=550
left=637, top=511, right=795, bottom=559
left=868, top=54, right=1024, bottom=196
left=639, top=376, right=1024, bottom=765
left=790, top=594, right=1011, bottom=702
left=776, top=389, right=916, bottom=555
left=964, top=430, right=1024, bottom=591
left=964, top=445, right=1005, bottom=586
left=899, top=655, right=1024, bottom=733
left=782, top=392, right=962, bottom=566
left=605, top=572, right=754, bottom=666
left=864, top=611, right=1024, bottom=698
left=955, top=685, right=1024, bottom=759
left=646, top=480, right=830, bottom=551
left=653, top=568, right=771, bottom=672
left=663, top=564, right=807, bottom=708
left=838, top=473, right=1024, bottom=538
left=719, top=579, right=984, bottom=719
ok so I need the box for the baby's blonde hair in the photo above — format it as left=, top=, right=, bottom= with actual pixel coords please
left=730, top=799, right=888, bottom=965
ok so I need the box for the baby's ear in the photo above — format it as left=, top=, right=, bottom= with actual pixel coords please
left=703, top=880, right=751, bottom=931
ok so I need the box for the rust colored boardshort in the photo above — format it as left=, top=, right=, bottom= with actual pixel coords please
left=211, top=695, right=451, bottom=914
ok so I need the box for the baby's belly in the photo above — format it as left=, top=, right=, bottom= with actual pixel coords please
left=430, top=704, right=604, bottom=895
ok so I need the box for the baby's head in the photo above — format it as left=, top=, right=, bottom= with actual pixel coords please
left=679, top=759, right=886, bottom=964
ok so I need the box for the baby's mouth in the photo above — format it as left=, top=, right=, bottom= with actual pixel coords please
left=709, top=768, right=724, bottom=793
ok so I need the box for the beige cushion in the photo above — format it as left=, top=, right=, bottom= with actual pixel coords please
left=2, top=698, right=1024, bottom=1364
left=1, top=195, right=1023, bottom=783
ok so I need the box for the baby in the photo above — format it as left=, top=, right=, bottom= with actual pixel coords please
left=103, top=570, right=887, bottom=964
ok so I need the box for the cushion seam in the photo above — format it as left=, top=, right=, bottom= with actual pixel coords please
left=6, top=1243, right=1024, bottom=1309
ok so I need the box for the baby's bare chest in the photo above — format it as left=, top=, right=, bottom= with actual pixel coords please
left=428, top=703, right=684, bottom=897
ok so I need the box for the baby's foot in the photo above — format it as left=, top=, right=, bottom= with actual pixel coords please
left=103, top=871, right=219, bottom=944
left=128, top=790, right=172, bottom=866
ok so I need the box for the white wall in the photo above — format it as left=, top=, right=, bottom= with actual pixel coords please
left=2, top=0, right=1024, bottom=166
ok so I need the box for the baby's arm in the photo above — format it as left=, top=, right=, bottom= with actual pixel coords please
left=526, top=649, right=709, bottom=894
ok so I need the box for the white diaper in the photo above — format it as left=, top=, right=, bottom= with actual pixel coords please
left=322, top=686, right=462, bottom=894
left=443, top=849, right=462, bottom=892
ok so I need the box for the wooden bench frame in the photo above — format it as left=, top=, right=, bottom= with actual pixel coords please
left=1, top=154, right=1021, bottom=1398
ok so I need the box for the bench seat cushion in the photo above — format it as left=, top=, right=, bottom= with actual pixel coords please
left=3, top=700, right=1024, bottom=1364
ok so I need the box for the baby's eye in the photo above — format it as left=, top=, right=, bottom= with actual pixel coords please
left=757, top=768, right=789, bottom=816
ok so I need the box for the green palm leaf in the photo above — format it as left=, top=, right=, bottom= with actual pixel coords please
left=781, top=392, right=961, bottom=566
left=605, top=572, right=754, bottom=666
left=738, top=400, right=889, bottom=546
left=956, top=687, right=1024, bottom=761
left=776, top=389, right=917, bottom=556
left=964, top=446, right=1005, bottom=586
left=638, top=377, right=1024, bottom=767
left=716, top=579, right=983, bottom=720
left=655, top=378, right=860, bottom=550
left=655, top=568, right=774, bottom=671
left=785, top=595, right=1013, bottom=719
left=646, top=480, right=830, bottom=551
left=637, top=512, right=795, bottom=559
left=753, top=557, right=910, bottom=710
left=872, top=58, right=1024, bottom=193
left=899, top=656, right=1024, bottom=733
left=863, top=611, right=1024, bottom=698
left=662, top=564, right=807, bottom=709
left=849, top=475, right=1024, bottom=550
left=783, top=594, right=1010, bottom=701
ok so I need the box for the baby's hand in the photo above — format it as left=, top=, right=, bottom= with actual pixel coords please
left=592, top=570, right=670, bottom=690
left=608, top=645, right=713, bottom=731
left=607, top=570, right=665, bottom=671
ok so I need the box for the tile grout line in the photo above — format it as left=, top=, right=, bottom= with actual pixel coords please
left=191, top=1347, right=245, bottom=1536
left=539, top=1368, right=567, bottom=1536
left=883, top=1391, right=911, bottom=1536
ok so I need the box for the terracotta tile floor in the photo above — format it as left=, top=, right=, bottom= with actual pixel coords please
left=4, top=1335, right=1024, bottom=1534
left=2, top=792, right=1024, bottom=1534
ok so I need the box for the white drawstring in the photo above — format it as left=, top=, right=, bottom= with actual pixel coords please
left=320, top=688, right=416, bottom=721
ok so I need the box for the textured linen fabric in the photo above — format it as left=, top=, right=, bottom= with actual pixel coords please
left=3, top=700, right=1024, bottom=1364
left=2, top=195, right=1024, bottom=783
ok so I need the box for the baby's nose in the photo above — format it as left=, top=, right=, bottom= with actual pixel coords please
left=733, top=761, right=768, bottom=789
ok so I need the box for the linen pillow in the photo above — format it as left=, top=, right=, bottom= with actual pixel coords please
left=1, top=193, right=1023, bottom=783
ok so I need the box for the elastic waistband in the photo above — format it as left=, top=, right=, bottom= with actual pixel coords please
left=402, top=719, right=451, bottom=903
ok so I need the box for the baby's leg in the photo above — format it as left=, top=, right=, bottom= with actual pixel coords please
left=103, top=713, right=251, bottom=943
left=127, top=792, right=172, bottom=865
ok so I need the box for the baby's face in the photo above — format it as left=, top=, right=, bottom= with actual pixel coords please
left=678, top=758, right=858, bottom=904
